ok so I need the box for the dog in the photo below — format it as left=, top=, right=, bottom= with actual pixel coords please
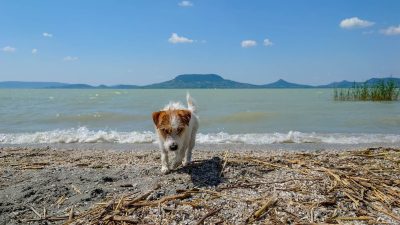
left=152, top=93, right=199, bottom=173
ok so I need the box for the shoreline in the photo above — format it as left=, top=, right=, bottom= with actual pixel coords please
left=1, top=145, right=399, bottom=224
left=2, top=142, right=400, bottom=152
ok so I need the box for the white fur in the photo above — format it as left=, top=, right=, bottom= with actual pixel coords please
left=156, top=93, right=199, bottom=174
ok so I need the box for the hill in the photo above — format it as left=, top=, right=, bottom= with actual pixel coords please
left=365, top=77, right=400, bottom=86
left=318, top=80, right=356, bottom=88
left=143, top=74, right=258, bottom=89
left=0, top=75, right=399, bottom=89
left=319, top=77, right=400, bottom=88
left=0, top=81, right=68, bottom=88
left=261, top=79, right=312, bottom=88
left=48, top=84, right=95, bottom=89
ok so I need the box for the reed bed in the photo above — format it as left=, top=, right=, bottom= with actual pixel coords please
left=334, top=80, right=399, bottom=101
left=5, top=147, right=398, bottom=224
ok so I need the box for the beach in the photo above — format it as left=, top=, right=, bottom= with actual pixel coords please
left=1, top=144, right=399, bottom=224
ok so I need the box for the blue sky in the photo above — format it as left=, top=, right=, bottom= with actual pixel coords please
left=1, top=0, right=399, bottom=85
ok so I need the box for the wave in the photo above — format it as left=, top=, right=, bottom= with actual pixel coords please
left=1, top=127, right=400, bottom=145
left=0, top=127, right=155, bottom=144
left=196, top=131, right=400, bottom=144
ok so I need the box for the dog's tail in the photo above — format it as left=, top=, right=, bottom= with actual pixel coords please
left=186, top=92, right=197, bottom=113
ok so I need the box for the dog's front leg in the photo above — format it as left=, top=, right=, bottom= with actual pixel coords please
left=160, top=149, right=169, bottom=174
left=172, top=149, right=185, bottom=169
left=183, top=148, right=192, bottom=167
left=183, top=133, right=196, bottom=166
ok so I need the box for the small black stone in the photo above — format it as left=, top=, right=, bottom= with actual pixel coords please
left=101, top=176, right=114, bottom=182
left=90, top=188, right=105, bottom=198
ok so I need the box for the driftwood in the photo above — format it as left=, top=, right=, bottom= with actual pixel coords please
left=127, top=192, right=192, bottom=207
left=123, top=184, right=161, bottom=207
left=246, top=197, right=278, bottom=223
left=195, top=207, right=222, bottom=225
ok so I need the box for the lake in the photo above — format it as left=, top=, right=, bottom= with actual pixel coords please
left=0, top=89, right=399, bottom=144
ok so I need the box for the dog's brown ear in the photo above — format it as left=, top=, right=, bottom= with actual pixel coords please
left=152, top=111, right=162, bottom=127
left=177, top=110, right=191, bottom=126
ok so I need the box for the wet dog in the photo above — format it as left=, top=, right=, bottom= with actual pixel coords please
left=152, top=93, right=198, bottom=173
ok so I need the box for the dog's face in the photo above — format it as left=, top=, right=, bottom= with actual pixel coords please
left=152, top=110, right=191, bottom=151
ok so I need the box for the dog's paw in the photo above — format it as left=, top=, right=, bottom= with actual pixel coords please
left=161, top=167, right=170, bottom=174
left=171, top=161, right=181, bottom=169
left=182, top=159, right=191, bottom=167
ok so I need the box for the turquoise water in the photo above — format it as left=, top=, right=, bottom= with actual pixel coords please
left=0, top=89, right=399, bottom=144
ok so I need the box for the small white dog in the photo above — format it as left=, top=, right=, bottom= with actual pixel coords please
left=152, top=93, right=199, bottom=173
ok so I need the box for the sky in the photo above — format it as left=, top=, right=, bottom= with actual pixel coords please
left=0, top=0, right=400, bottom=86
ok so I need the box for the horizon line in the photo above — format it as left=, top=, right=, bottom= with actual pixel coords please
left=0, top=74, right=399, bottom=87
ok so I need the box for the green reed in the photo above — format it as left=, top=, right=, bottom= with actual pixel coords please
left=334, top=80, right=399, bottom=101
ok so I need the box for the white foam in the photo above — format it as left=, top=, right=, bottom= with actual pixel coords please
left=0, top=127, right=399, bottom=145
left=196, top=131, right=400, bottom=144
left=0, top=127, right=155, bottom=144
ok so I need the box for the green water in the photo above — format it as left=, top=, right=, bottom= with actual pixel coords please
left=0, top=89, right=399, bottom=133
left=0, top=89, right=399, bottom=144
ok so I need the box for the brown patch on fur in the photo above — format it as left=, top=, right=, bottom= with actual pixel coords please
left=152, top=111, right=161, bottom=127
left=152, top=110, right=191, bottom=140
left=152, top=111, right=165, bottom=128
left=152, top=111, right=168, bottom=140
left=176, top=110, right=191, bottom=126
left=152, top=111, right=170, bottom=129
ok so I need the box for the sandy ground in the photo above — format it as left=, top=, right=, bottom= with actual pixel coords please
left=0, top=144, right=399, bottom=224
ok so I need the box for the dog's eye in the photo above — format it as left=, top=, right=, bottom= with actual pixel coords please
left=161, top=128, right=168, bottom=134
left=177, top=127, right=183, bottom=134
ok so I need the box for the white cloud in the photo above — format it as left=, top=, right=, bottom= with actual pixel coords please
left=32, top=48, right=38, bottom=54
left=339, top=17, right=374, bottom=29
left=2, top=46, right=16, bottom=53
left=43, top=32, right=53, bottom=38
left=178, top=1, right=193, bottom=7
left=168, top=33, right=194, bottom=44
left=263, top=38, right=273, bottom=47
left=241, top=40, right=257, bottom=48
left=381, top=25, right=400, bottom=35
left=63, top=56, right=79, bottom=61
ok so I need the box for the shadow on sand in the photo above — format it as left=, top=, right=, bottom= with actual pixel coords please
left=176, top=157, right=223, bottom=187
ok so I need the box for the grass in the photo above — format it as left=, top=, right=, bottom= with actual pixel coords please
left=334, top=80, right=399, bottom=101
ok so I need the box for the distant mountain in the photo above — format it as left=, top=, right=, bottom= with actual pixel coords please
left=261, top=79, right=312, bottom=88
left=48, top=84, right=139, bottom=89
left=48, top=84, right=95, bottom=89
left=365, top=77, right=400, bottom=86
left=318, top=80, right=356, bottom=88
left=319, top=77, right=400, bottom=88
left=0, top=81, right=140, bottom=89
left=110, top=84, right=139, bottom=89
left=143, top=74, right=258, bottom=89
left=0, top=81, right=68, bottom=88
left=0, top=75, right=399, bottom=89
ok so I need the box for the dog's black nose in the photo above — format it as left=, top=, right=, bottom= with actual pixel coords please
left=169, top=144, right=178, bottom=151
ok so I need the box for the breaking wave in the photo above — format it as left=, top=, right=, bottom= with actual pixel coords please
left=1, top=127, right=399, bottom=145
